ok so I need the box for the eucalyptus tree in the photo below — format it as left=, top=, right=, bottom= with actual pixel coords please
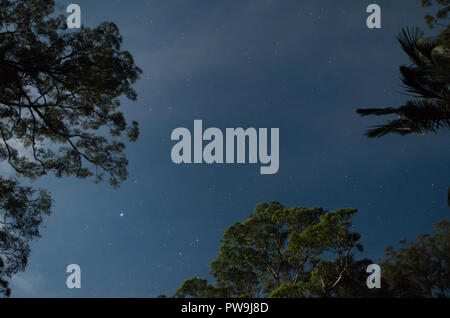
left=174, top=202, right=365, bottom=298
left=0, top=0, right=141, bottom=296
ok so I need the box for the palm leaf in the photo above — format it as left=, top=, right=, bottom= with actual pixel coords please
left=359, top=99, right=450, bottom=137
left=398, top=28, right=431, bottom=67
left=356, top=108, right=399, bottom=116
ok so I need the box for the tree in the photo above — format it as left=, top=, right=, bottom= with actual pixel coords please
left=174, top=278, right=227, bottom=298
left=356, top=26, right=449, bottom=137
left=0, top=0, right=141, bottom=296
left=172, top=202, right=450, bottom=298
left=381, top=220, right=450, bottom=297
left=357, top=1, right=449, bottom=136
left=0, top=177, right=51, bottom=297
left=174, top=202, right=366, bottom=298
left=357, top=2, right=449, bottom=207
left=421, top=0, right=450, bottom=29
left=0, top=0, right=141, bottom=185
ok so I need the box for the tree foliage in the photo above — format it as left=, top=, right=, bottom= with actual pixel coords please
left=0, top=177, right=51, bottom=297
left=381, top=220, right=450, bottom=297
left=356, top=26, right=449, bottom=137
left=357, top=2, right=450, bottom=207
left=0, top=0, right=141, bottom=185
left=174, top=202, right=366, bottom=298
left=174, top=203, right=450, bottom=298
left=421, top=0, right=450, bottom=29
left=0, top=0, right=141, bottom=296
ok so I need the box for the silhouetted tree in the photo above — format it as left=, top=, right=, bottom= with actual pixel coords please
left=356, top=27, right=449, bottom=137
left=357, top=2, right=449, bottom=207
left=381, top=220, right=450, bottom=297
left=421, top=0, right=449, bottom=29
left=0, top=0, right=141, bottom=296
left=357, top=1, right=449, bottom=136
left=0, top=178, right=51, bottom=297
left=0, top=0, right=141, bottom=185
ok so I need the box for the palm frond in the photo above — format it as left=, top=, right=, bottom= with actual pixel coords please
left=365, top=120, right=420, bottom=138
left=359, top=99, right=450, bottom=138
left=398, top=28, right=432, bottom=67
left=356, top=108, right=399, bottom=116
left=448, top=186, right=450, bottom=208
left=400, top=65, right=447, bottom=99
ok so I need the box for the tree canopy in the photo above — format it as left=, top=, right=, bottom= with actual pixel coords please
left=381, top=220, right=450, bottom=297
left=421, top=0, right=450, bottom=29
left=356, top=26, right=449, bottom=137
left=356, top=1, right=450, bottom=207
left=357, top=2, right=449, bottom=137
left=0, top=177, right=51, bottom=297
left=0, top=0, right=141, bottom=185
left=173, top=202, right=450, bottom=298
left=0, top=0, right=141, bottom=296
left=174, top=202, right=369, bottom=298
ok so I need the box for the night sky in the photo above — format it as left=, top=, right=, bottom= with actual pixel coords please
left=9, top=0, right=450, bottom=297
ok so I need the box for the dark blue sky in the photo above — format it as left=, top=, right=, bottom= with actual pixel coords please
left=9, top=0, right=450, bottom=297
